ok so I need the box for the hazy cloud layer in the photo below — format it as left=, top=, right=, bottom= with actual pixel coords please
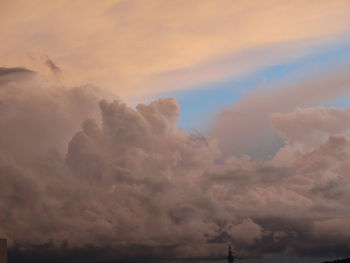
left=1, top=0, right=350, bottom=98
left=210, top=65, right=350, bottom=159
left=1, top=69, right=350, bottom=261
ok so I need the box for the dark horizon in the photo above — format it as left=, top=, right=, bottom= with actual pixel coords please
left=1, top=241, right=348, bottom=263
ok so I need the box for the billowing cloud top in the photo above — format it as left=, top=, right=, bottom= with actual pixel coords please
left=2, top=1, right=350, bottom=261
left=1, top=69, right=350, bottom=262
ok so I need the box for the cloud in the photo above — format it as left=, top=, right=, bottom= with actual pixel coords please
left=45, top=56, right=62, bottom=78
left=2, top=69, right=350, bottom=262
left=209, top=65, right=350, bottom=159
left=226, top=218, right=263, bottom=245
left=1, top=0, right=350, bottom=98
left=0, top=69, right=107, bottom=160
left=0, top=67, right=34, bottom=77
left=0, top=67, right=34, bottom=85
left=271, top=107, right=350, bottom=149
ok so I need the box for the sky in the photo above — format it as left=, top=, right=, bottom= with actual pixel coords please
left=1, top=1, right=350, bottom=263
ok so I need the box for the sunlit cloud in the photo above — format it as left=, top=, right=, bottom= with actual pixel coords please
left=2, top=1, right=350, bottom=262
left=1, top=0, right=350, bottom=99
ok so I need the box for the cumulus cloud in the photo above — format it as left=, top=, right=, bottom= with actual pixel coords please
left=0, top=68, right=106, bottom=160
left=1, top=69, right=350, bottom=262
left=210, top=65, right=350, bottom=159
left=271, top=107, right=350, bottom=149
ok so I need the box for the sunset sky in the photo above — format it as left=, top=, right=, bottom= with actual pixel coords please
left=1, top=1, right=350, bottom=263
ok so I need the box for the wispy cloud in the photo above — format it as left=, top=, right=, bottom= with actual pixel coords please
left=1, top=0, right=350, bottom=98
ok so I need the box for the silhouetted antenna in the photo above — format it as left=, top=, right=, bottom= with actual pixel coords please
left=227, top=245, right=240, bottom=263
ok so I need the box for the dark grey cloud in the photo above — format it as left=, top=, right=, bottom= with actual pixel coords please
left=0, top=67, right=34, bottom=77
left=0, top=67, right=35, bottom=85
left=45, top=56, right=62, bottom=77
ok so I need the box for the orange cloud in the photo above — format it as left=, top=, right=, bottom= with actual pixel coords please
left=1, top=0, right=350, bottom=99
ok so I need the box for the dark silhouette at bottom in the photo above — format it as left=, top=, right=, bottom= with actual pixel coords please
left=227, top=245, right=239, bottom=263
left=322, top=258, right=350, bottom=263
left=0, top=239, right=7, bottom=263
